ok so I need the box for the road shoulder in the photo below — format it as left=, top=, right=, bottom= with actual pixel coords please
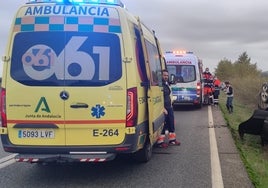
left=212, top=105, right=254, bottom=188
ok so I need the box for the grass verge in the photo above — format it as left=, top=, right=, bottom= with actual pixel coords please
left=219, top=95, right=268, bottom=188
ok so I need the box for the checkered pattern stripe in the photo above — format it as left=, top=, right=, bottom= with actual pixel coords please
left=13, top=16, right=122, bottom=33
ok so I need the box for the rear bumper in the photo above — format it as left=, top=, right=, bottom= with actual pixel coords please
left=1, top=133, right=138, bottom=153
left=173, top=97, right=201, bottom=105
left=1, top=122, right=150, bottom=162
left=1, top=134, right=138, bottom=163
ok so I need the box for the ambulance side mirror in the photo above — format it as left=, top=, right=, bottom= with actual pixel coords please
left=169, top=74, right=176, bottom=85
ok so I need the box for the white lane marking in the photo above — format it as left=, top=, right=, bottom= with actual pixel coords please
left=0, top=154, right=17, bottom=169
left=208, top=106, right=224, bottom=188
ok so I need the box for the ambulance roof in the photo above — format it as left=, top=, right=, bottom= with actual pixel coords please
left=164, top=51, right=198, bottom=65
left=27, top=0, right=125, bottom=7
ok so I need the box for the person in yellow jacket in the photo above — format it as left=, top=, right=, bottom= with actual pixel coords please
left=157, top=69, right=181, bottom=148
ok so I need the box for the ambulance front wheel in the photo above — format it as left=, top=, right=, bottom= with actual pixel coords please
left=132, top=137, right=152, bottom=163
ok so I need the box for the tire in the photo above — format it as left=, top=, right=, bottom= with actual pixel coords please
left=194, top=95, right=202, bottom=109
left=197, top=99, right=203, bottom=109
left=132, top=137, right=152, bottom=163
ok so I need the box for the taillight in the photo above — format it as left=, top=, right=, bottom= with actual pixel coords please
left=196, top=82, right=201, bottom=95
left=1, top=88, right=7, bottom=127
left=126, top=87, right=138, bottom=127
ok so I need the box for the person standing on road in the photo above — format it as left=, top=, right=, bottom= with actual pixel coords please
left=225, top=81, right=234, bottom=113
left=157, top=69, right=181, bottom=148
left=213, top=76, right=221, bottom=106
left=202, top=67, right=214, bottom=104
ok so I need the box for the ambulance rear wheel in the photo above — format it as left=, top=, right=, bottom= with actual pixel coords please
left=133, top=137, right=152, bottom=163
left=197, top=103, right=202, bottom=109
left=197, top=97, right=203, bottom=108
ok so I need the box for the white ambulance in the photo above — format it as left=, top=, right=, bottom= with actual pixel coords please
left=165, top=51, right=204, bottom=108
left=0, top=0, right=166, bottom=163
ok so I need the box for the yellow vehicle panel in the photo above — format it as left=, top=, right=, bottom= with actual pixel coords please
left=64, top=85, right=127, bottom=145
left=65, top=126, right=126, bottom=145
left=6, top=83, right=65, bottom=145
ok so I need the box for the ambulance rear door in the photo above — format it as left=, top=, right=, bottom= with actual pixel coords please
left=61, top=4, right=126, bottom=146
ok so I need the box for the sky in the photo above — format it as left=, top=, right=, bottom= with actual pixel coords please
left=1, top=0, right=268, bottom=76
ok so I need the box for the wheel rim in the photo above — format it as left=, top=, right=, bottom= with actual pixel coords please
left=261, top=92, right=268, bottom=102
left=262, top=84, right=268, bottom=92
left=259, top=93, right=268, bottom=110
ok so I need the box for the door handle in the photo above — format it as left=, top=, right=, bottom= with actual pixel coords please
left=70, top=103, right=89, bottom=108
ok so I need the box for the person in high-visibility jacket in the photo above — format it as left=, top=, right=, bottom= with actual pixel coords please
left=213, top=76, right=221, bottom=105
left=157, top=69, right=181, bottom=148
left=202, top=67, right=214, bottom=104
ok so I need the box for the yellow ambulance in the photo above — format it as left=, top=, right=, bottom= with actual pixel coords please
left=0, top=0, right=166, bottom=163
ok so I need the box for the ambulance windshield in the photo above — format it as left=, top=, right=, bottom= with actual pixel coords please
left=167, top=65, right=196, bottom=83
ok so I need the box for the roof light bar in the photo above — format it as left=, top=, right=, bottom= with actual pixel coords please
left=28, top=0, right=124, bottom=6
left=173, top=50, right=187, bottom=54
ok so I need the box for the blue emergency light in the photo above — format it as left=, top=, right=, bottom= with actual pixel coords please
left=28, top=0, right=124, bottom=6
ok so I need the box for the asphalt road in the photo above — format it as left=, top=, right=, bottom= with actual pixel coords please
left=0, top=105, right=254, bottom=188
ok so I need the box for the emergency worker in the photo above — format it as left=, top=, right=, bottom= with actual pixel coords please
left=202, top=67, right=214, bottom=104
left=213, top=76, right=221, bottom=105
left=157, top=69, right=181, bottom=148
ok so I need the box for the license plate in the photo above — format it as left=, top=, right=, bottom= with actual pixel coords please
left=181, top=96, right=190, bottom=101
left=184, top=96, right=190, bottom=101
left=18, top=129, right=55, bottom=139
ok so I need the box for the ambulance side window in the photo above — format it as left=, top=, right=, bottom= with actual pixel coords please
left=145, top=40, right=162, bottom=86
left=134, top=27, right=147, bottom=83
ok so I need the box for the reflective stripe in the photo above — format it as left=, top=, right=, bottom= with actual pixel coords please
left=168, top=132, right=176, bottom=141
left=14, top=16, right=122, bottom=33
left=157, top=134, right=165, bottom=144
left=80, top=158, right=106, bottom=162
left=16, top=158, right=39, bottom=162
left=213, top=99, right=219, bottom=103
